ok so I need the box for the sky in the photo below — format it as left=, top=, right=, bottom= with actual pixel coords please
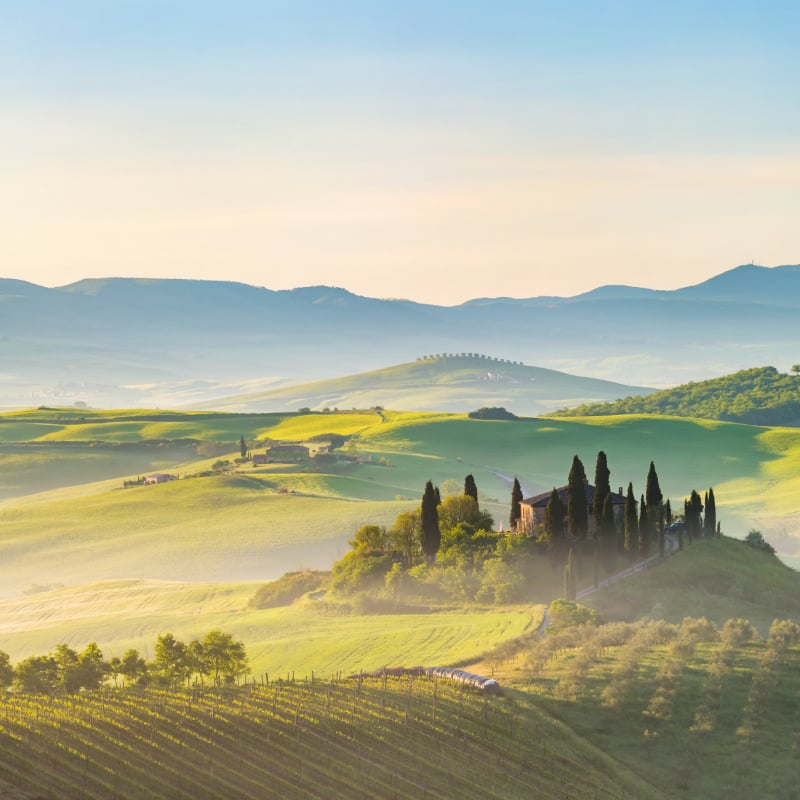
left=1, top=1, right=798, bottom=305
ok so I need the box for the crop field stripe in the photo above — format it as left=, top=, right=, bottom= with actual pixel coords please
left=0, top=678, right=640, bottom=799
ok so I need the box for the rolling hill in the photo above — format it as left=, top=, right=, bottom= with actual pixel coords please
left=188, top=354, right=651, bottom=415
left=3, top=407, right=800, bottom=601
left=1, top=538, right=800, bottom=799
left=2, top=263, right=800, bottom=408
left=553, top=365, right=800, bottom=426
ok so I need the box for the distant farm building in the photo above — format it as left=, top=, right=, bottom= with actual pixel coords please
left=251, top=454, right=268, bottom=466
left=518, top=483, right=630, bottom=535
left=145, top=473, right=178, bottom=485
left=266, top=444, right=309, bottom=463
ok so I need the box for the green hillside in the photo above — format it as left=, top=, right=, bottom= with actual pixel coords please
left=581, top=537, right=800, bottom=633
left=2, top=538, right=800, bottom=799
left=0, top=578, right=540, bottom=677
left=4, top=407, right=800, bottom=600
left=0, top=675, right=660, bottom=800
left=189, top=354, right=651, bottom=416
left=553, top=365, right=800, bottom=426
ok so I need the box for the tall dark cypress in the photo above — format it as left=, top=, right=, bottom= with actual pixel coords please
left=567, top=455, right=588, bottom=540
left=624, top=482, right=638, bottom=555
left=645, top=461, right=663, bottom=508
left=420, top=481, right=441, bottom=564
left=594, top=451, right=611, bottom=533
left=704, top=488, right=717, bottom=535
left=645, top=461, right=663, bottom=538
left=639, top=494, right=649, bottom=556
left=240, top=436, right=247, bottom=458
left=464, top=474, right=478, bottom=506
left=509, top=477, right=523, bottom=531
left=685, top=490, right=703, bottom=542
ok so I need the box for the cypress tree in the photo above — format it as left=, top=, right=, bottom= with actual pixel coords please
left=645, top=461, right=663, bottom=540
left=645, top=461, right=662, bottom=509
left=509, top=477, right=523, bottom=532
left=624, top=482, right=638, bottom=555
left=567, top=455, right=588, bottom=540
left=705, top=488, right=717, bottom=536
left=420, top=481, right=441, bottom=564
left=639, top=494, right=649, bottom=556
left=239, top=436, right=247, bottom=458
left=593, top=451, right=611, bottom=534
left=686, top=490, right=704, bottom=541
left=664, top=498, right=673, bottom=526
left=464, top=474, right=478, bottom=507
left=434, top=485, right=441, bottom=507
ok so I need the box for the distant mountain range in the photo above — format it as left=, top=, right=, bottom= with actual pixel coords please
left=1, top=263, right=798, bottom=409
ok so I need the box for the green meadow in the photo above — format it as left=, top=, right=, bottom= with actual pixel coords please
left=3, top=407, right=800, bottom=601
left=0, top=577, right=540, bottom=678
left=2, top=406, right=800, bottom=799
left=2, top=405, right=800, bottom=683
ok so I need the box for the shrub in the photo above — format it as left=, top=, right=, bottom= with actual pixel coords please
left=248, top=570, right=329, bottom=609
left=548, top=599, right=601, bottom=631
left=744, top=529, right=776, bottom=555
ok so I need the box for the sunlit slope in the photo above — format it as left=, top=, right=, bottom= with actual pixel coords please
left=0, top=675, right=662, bottom=800
left=0, top=578, right=540, bottom=677
left=190, top=355, right=650, bottom=415
left=582, top=537, right=800, bottom=633
left=0, top=407, right=380, bottom=443
left=0, top=474, right=410, bottom=597
left=357, top=413, right=793, bottom=523
left=4, top=411, right=800, bottom=598
left=0, top=407, right=384, bottom=499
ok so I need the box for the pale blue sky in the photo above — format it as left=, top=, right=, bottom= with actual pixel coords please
left=1, top=1, right=798, bottom=303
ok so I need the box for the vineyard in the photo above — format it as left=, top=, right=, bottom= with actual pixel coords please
left=0, top=672, right=658, bottom=800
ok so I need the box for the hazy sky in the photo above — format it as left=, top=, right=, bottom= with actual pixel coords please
left=2, top=1, right=798, bottom=304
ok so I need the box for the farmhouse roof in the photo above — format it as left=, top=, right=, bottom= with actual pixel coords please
left=521, top=484, right=628, bottom=509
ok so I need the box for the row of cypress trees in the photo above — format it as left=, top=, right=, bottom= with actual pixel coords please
left=522, top=452, right=717, bottom=564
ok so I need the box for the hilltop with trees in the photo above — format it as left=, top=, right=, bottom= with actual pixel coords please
left=325, top=454, right=719, bottom=609
left=552, top=365, right=800, bottom=426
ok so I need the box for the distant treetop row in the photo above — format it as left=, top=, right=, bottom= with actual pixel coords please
left=418, top=354, right=525, bottom=365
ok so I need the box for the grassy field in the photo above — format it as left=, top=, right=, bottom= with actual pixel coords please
left=3, top=407, right=800, bottom=601
left=581, top=537, right=800, bottom=634
left=0, top=577, right=541, bottom=677
left=0, top=520, right=799, bottom=797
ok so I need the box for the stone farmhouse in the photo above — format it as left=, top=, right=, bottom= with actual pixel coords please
left=518, top=483, right=630, bottom=535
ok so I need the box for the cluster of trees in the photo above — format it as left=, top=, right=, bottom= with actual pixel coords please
left=417, top=354, right=524, bottom=365
left=331, top=454, right=719, bottom=606
left=527, top=453, right=718, bottom=599
left=2, top=630, right=248, bottom=694
left=553, top=366, right=800, bottom=426
left=329, top=475, right=537, bottom=604
left=467, top=407, right=519, bottom=420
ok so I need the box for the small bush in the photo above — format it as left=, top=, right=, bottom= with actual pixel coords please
left=548, top=599, right=601, bottom=631
left=744, top=529, right=776, bottom=555
left=248, top=570, right=329, bottom=609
